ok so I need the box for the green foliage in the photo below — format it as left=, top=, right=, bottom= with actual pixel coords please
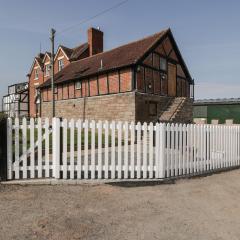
left=0, top=112, right=7, bottom=121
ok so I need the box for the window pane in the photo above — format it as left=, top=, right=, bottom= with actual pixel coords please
left=75, top=81, right=81, bottom=90
left=160, top=57, right=167, bottom=71
left=58, top=59, right=64, bottom=71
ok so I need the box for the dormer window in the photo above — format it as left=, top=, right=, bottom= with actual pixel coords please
left=45, top=64, right=51, bottom=77
left=58, top=59, right=64, bottom=71
left=34, top=69, right=39, bottom=80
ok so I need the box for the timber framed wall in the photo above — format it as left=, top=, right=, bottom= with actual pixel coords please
left=41, top=68, right=133, bottom=103
left=135, top=36, right=192, bottom=98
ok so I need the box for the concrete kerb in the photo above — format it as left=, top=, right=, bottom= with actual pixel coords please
left=1, top=166, right=240, bottom=187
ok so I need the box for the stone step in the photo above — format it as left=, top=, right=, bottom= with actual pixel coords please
left=159, top=97, right=187, bottom=122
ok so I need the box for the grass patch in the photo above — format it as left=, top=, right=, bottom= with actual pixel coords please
left=12, top=127, right=122, bottom=156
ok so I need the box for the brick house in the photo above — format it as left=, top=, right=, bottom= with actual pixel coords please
left=38, top=27, right=194, bottom=123
left=28, top=27, right=102, bottom=117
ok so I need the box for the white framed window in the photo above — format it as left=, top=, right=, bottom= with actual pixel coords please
left=34, top=69, right=39, bottom=80
left=58, top=59, right=64, bottom=71
left=160, top=57, right=167, bottom=71
left=45, top=64, right=51, bottom=77
left=75, top=81, right=81, bottom=90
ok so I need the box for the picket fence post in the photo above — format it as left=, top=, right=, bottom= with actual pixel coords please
left=159, top=123, right=166, bottom=178
left=7, top=118, right=12, bottom=180
left=52, top=117, right=60, bottom=179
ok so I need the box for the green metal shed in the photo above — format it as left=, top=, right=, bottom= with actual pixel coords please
left=193, top=98, right=240, bottom=124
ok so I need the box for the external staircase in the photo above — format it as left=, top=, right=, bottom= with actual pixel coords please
left=158, top=97, right=187, bottom=123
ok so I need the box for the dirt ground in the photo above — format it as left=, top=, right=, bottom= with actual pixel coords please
left=1, top=171, right=240, bottom=240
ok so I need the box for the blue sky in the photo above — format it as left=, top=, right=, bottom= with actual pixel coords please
left=0, top=0, right=240, bottom=105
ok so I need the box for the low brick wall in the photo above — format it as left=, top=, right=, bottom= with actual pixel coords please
left=41, top=92, right=135, bottom=122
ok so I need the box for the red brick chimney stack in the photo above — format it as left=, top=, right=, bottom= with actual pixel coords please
left=88, top=27, right=104, bottom=56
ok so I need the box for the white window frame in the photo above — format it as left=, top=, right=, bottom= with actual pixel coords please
left=75, top=81, right=81, bottom=90
left=44, top=64, right=51, bottom=77
left=34, top=69, right=39, bottom=80
left=58, top=59, right=64, bottom=71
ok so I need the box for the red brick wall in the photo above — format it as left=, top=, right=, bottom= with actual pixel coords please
left=62, top=85, right=68, bottom=100
left=108, top=72, right=119, bottom=93
left=43, top=55, right=51, bottom=82
left=29, top=60, right=44, bottom=117
left=29, top=48, right=71, bottom=117
left=75, top=87, right=81, bottom=98
left=58, top=85, right=63, bottom=100
left=98, top=74, right=108, bottom=95
left=89, top=77, right=98, bottom=96
left=68, top=82, right=75, bottom=99
left=42, top=88, right=48, bottom=102
left=40, top=68, right=133, bottom=106
left=82, top=80, right=89, bottom=97
left=54, top=49, right=70, bottom=74
left=120, top=69, right=132, bottom=92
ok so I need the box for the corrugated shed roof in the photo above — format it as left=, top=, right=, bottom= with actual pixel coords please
left=194, top=98, right=240, bottom=105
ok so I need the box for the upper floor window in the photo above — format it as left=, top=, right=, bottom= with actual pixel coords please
left=160, top=57, right=167, bottom=71
left=75, top=81, right=81, bottom=90
left=58, top=59, right=64, bottom=71
left=34, top=69, right=39, bottom=80
left=45, top=64, right=51, bottom=77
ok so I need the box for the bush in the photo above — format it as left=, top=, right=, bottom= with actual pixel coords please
left=0, top=112, right=7, bottom=121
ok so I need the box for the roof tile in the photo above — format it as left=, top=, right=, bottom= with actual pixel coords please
left=40, top=29, right=168, bottom=88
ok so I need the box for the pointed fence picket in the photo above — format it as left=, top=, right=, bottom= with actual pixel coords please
left=6, top=118, right=240, bottom=181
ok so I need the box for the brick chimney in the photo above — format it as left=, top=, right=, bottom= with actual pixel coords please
left=88, top=27, right=103, bottom=56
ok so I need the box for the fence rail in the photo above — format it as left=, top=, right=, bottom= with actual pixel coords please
left=6, top=118, right=240, bottom=181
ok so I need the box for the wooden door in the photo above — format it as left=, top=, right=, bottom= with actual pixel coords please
left=168, top=63, right=177, bottom=97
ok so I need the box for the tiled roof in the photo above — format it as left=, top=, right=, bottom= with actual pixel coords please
left=60, top=43, right=89, bottom=61
left=35, top=53, right=44, bottom=69
left=39, top=29, right=169, bottom=88
left=70, top=43, right=89, bottom=61
left=45, top=52, right=51, bottom=57
left=60, top=45, right=73, bottom=59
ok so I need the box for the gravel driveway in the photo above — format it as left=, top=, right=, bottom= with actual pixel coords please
left=1, top=170, right=240, bottom=240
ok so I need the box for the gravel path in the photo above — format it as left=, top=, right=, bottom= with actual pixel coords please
left=1, top=170, right=240, bottom=240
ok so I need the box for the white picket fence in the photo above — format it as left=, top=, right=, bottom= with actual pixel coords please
left=7, top=118, right=240, bottom=181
